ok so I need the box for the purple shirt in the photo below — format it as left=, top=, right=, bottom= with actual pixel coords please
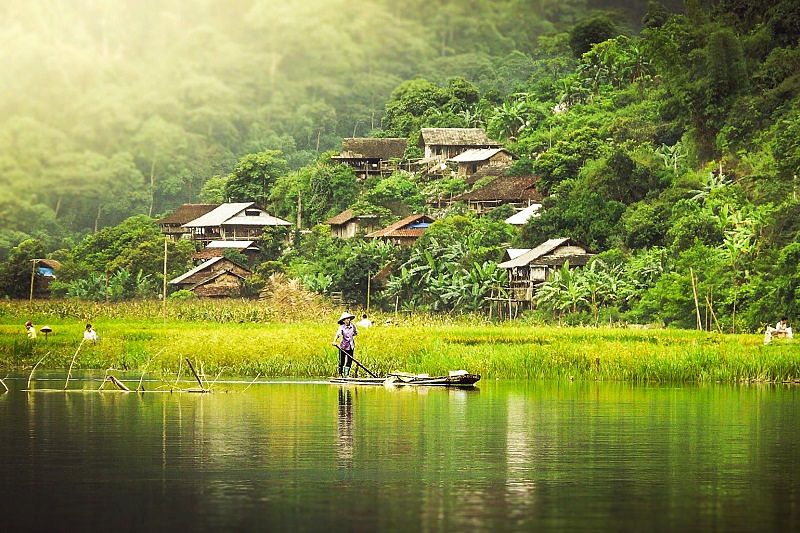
left=336, top=323, right=358, bottom=350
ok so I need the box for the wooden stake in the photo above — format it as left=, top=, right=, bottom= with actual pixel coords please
left=0, top=376, right=8, bottom=392
left=690, top=268, right=702, bottom=330
left=185, top=358, right=205, bottom=390
left=242, top=373, right=261, bottom=393
left=29, top=259, right=37, bottom=305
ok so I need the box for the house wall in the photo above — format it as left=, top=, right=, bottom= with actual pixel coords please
left=457, top=152, right=514, bottom=177
left=193, top=272, right=244, bottom=298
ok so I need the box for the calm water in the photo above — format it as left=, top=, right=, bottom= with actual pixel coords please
left=0, top=375, right=798, bottom=532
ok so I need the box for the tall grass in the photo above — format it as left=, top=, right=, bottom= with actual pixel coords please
left=0, top=301, right=797, bottom=383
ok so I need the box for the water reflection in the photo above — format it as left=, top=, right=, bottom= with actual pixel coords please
left=0, top=377, right=798, bottom=531
left=337, top=387, right=353, bottom=466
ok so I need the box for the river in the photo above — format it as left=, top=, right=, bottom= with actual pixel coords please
left=0, top=375, right=798, bottom=531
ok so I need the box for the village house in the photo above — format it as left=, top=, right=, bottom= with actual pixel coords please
left=330, top=138, right=407, bottom=179
left=191, top=240, right=260, bottom=262
left=497, top=238, right=594, bottom=303
left=323, top=209, right=383, bottom=239
left=449, top=148, right=515, bottom=177
left=180, top=202, right=292, bottom=244
left=419, top=128, right=502, bottom=160
left=450, top=176, right=543, bottom=215
left=169, top=256, right=252, bottom=298
left=157, top=204, right=219, bottom=241
left=366, top=214, right=435, bottom=246
left=31, top=258, right=62, bottom=298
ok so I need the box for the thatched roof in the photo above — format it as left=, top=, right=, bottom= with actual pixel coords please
left=367, top=214, right=435, bottom=239
left=323, top=208, right=379, bottom=226
left=452, top=176, right=543, bottom=203
left=158, top=204, right=219, bottom=225
left=333, top=138, right=407, bottom=160
left=464, top=164, right=507, bottom=185
left=420, top=128, right=501, bottom=147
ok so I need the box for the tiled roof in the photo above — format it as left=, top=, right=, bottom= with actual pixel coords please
left=366, top=214, right=435, bottom=238
left=158, top=204, right=219, bottom=225
left=421, top=128, right=501, bottom=147
left=453, top=176, right=543, bottom=203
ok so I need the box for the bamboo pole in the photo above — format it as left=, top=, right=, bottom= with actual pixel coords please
left=64, top=340, right=86, bottom=390
left=690, top=268, right=702, bottom=330
left=185, top=358, right=205, bottom=390
left=162, top=236, right=168, bottom=320
left=0, top=376, right=8, bottom=392
left=242, top=373, right=261, bottom=393
left=29, top=259, right=37, bottom=304
left=27, top=351, right=51, bottom=389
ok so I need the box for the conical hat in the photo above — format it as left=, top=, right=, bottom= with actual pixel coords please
left=337, top=312, right=356, bottom=324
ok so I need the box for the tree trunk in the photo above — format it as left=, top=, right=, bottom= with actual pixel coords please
left=94, top=205, right=102, bottom=233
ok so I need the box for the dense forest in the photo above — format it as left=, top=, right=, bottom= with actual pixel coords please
left=1, top=0, right=798, bottom=331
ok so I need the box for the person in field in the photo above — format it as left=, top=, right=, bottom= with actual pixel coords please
left=25, top=320, right=36, bottom=340
left=83, top=323, right=98, bottom=344
left=333, top=312, right=357, bottom=377
left=764, top=316, right=793, bottom=344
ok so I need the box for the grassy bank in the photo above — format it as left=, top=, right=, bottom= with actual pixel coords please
left=1, top=301, right=797, bottom=383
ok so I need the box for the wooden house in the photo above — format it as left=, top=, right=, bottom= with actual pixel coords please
left=158, top=204, right=219, bottom=241
left=419, top=128, right=502, bottom=160
left=192, top=240, right=260, bottom=262
left=31, top=259, right=62, bottom=298
left=366, top=214, right=435, bottom=246
left=497, top=238, right=594, bottom=302
left=331, top=138, right=407, bottom=179
left=324, top=209, right=382, bottom=239
left=450, top=176, right=543, bottom=215
left=181, top=202, right=292, bottom=244
left=169, top=256, right=252, bottom=298
left=449, top=148, right=515, bottom=177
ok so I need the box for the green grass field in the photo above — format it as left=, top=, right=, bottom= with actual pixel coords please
left=1, top=300, right=797, bottom=383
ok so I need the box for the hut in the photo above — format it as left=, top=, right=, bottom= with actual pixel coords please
left=324, top=209, right=382, bottom=239
left=158, top=204, right=219, bottom=241
left=497, top=238, right=594, bottom=302
left=331, top=138, right=407, bottom=179
left=449, top=148, right=515, bottom=177
left=169, top=256, right=252, bottom=298
left=191, top=240, right=259, bottom=262
left=419, top=128, right=502, bottom=160
left=450, top=176, right=543, bottom=215
left=366, top=214, right=435, bottom=246
left=181, top=202, right=292, bottom=244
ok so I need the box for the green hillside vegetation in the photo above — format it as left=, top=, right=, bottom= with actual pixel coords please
left=1, top=0, right=799, bottom=333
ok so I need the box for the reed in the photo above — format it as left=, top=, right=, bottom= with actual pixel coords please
left=0, top=301, right=797, bottom=383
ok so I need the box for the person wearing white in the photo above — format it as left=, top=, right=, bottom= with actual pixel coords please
left=83, top=323, right=98, bottom=344
left=765, top=317, right=793, bottom=344
left=356, top=314, right=372, bottom=329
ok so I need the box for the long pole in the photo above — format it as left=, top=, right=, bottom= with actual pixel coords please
left=29, top=259, right=37, bottom=304
left=162, top=237, right=168, bottom=320
left=366, top=270, right=371, bottom=311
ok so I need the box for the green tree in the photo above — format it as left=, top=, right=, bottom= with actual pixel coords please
left=225, top=150, right=290, bottom=205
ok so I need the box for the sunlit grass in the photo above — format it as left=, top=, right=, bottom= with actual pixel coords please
left=0, top=300, right=797, bottom=383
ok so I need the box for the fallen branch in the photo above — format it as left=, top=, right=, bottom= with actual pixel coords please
left=137, top=349, right=166, bottom=392
left=109, top=376, right=131, bottom=391
left=185, top=358, right=206, bottom=391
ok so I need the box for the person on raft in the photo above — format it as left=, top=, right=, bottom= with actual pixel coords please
left=333, top=312, right=358, bottom=378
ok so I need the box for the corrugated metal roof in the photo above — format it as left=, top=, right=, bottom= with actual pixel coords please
left=449, top=148, right=511, bottom=163
left=170, top=257, right=225, bottom=284
left=497, top=238, right=571, bottom=269
left=182, top=203, right=254, bottom=228
left=504, top=248, right=531, bottom=261
left=505, top=204, right=542, bottom=225
left=206, top=240, right=254, bottom=249
left=222, top=214, right=292, bottom=226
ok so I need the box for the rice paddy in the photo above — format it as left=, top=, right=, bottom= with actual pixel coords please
left=1, top=300, right=797, bottom=383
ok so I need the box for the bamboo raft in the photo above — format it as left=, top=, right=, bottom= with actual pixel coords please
left=330, top=371, right=481, bottom=387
